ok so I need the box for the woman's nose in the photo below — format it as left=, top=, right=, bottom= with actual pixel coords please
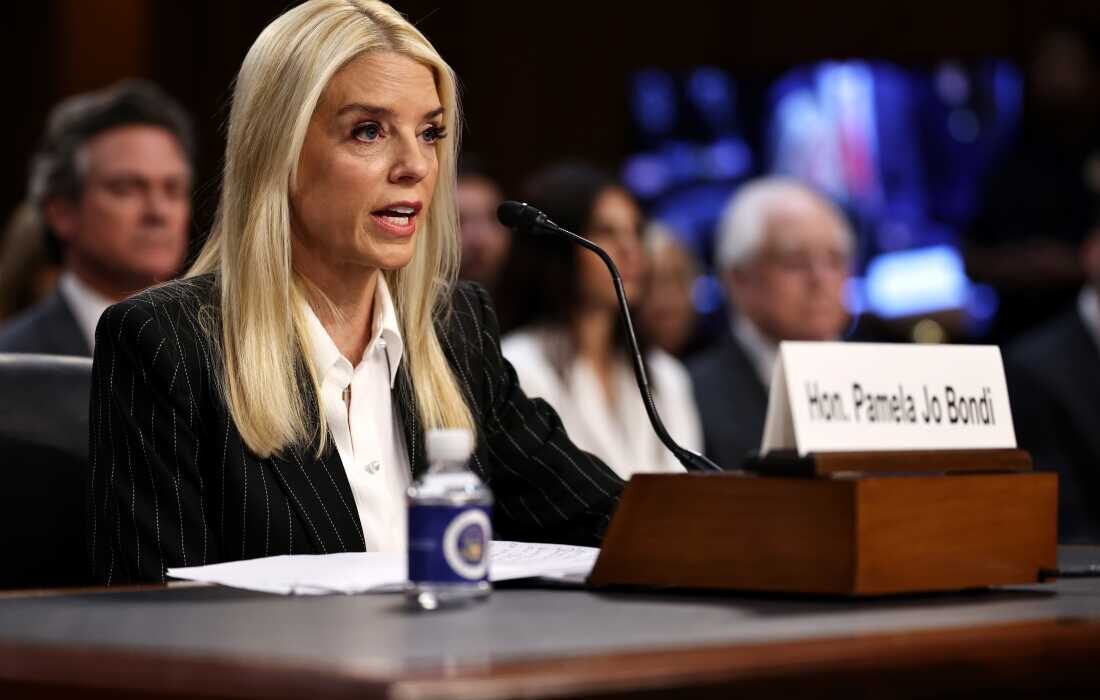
left=389, top=134, right=430, bottom=183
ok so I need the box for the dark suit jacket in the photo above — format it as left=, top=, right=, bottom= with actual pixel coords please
left=687, top=333, right=769, bottom=470
left=1005, top=307, right=1100, bottom=544
left=0, top=290, right=90, bottom=356
left=88, top=275, right=624, bottom=584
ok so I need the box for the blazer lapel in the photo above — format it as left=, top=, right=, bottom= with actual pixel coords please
left=266, top=442, right=366, bottom=554
left=264, top=363, right=425, bottom=554
left=394, top=367, right=427, bottom=479
left=722, top=333, right=770, bottom=428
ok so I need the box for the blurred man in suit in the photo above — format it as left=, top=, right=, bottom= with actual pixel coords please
left=1006, top=228, right=1100, bottom=543
left=0, top=80, right=193, bottom=356
left=689, top=177, right=854, bottom=469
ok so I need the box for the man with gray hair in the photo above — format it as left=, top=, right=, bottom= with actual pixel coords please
left=689, top=177, right=854, bottom=469
left=0, top=80, right=193, bottom=356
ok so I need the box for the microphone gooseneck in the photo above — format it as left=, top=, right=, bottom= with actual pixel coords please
left=497, top=201, right=722, bottom=473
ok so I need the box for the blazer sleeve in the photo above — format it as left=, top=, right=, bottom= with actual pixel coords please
left=88, top=298, right=217, bottom=584
left=450, top=283, right=624, bottom=546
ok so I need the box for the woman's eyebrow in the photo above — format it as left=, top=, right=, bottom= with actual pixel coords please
left=336, top=103, right=445, bottom=121
left=337, top=103, right=390, bottom=118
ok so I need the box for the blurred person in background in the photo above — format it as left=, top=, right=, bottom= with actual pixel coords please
left=689, top=177, right=854, bottom=470
left=0, top=80, right=193, bottom=356
left=0, top=202, right=60, bottom=321
left=966, top=27, right=1100, bottom=343
left=498, top=162, right=703, bottom=479
left=639, top=222, right=705, bottom=360
left=1005, top=227, right=1100, bottom=544
left=456, top=156, right=511, bottom=302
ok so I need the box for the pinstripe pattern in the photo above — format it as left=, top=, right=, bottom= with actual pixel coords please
left=88, top=275, right=624, bottom=584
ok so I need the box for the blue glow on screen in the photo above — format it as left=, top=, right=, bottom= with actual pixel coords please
left=686, top=66, right=737, bottom=132
left=631, top=70, right=678, bottom=136
left=626, top=59, right=1020, bottom=333
left=692, top=274, right=725, bottom=315
left=863, top=245, right=968, bottom=318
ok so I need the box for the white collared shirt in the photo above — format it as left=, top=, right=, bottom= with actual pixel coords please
left=731, top=315, right=778, bottom=388
left=302, top=276, right=410, bottom=552
left=58, top=271, right=114, bottom=351
left=1079, top=286, right=1100, bottom=354
left=501, top=328, right=702, bottom=480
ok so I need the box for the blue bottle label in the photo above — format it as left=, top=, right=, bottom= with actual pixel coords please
left=408, top=505, right=491, bottom=583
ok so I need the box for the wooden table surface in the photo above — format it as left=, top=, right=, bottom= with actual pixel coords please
left=2, top=548, right=1100, bottom=699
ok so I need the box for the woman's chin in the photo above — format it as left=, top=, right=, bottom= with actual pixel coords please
left=356, top=239, right=417, bottom=271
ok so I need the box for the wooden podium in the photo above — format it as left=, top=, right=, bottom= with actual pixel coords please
left=588, top=449, right=1058, bottom=596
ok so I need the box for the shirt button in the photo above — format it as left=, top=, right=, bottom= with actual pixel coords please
left=377, top=338, right=387, bottom=351
left=365, top=460, right=381, bottom=474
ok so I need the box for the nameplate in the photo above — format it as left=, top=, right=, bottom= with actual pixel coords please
left=760, top=342, right=1016, bottom=455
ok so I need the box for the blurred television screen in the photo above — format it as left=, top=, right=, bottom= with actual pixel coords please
left=624, top=59, right=1024, bottom=332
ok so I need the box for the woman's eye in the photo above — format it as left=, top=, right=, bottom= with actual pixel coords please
left=422, top=125, right=448, bottom=143
left=352, top=123, right=382, bottom=142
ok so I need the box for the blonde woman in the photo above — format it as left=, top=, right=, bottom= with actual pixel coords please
left=88, top=0, right=623, bottom=585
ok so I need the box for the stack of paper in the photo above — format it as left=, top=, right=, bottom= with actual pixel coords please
left=167, top=541, right=599, bottom=595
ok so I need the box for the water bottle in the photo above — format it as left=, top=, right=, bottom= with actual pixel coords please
left=406, top=428, right=492, bottom=610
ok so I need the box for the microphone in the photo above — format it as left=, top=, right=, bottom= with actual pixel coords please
left=497, top=201, right=722, bottom=473
left=496, top=200, right=555, bottom=233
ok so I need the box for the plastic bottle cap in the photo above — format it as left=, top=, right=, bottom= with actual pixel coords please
left=425, top=428, right=474, bottom=462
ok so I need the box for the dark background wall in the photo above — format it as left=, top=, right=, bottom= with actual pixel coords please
left=4, top=0, right=1100, bottom=240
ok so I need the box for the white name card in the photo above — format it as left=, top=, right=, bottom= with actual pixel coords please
left=761, top=342, right=1016, bottom=456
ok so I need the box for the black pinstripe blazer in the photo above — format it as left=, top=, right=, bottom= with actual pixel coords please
left=88, top=275, right=624, bottom=584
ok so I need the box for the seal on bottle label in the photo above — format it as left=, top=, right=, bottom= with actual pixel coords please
left=408, top=505, right=490, bottom=583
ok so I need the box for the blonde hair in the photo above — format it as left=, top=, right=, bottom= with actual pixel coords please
left=189, top=0, right=473, bottom=457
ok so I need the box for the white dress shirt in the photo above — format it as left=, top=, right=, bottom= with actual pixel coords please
left=58, top=271, right=114, bottom=351
left=731, top=315, right=778, bottom=388
left=501, top=328, right=703, bottom=479
left=1079, top=287, right=1100, bottom=355
left=302, top=276, right=410, bottom=552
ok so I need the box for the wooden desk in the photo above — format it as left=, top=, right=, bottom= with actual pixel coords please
left=2, top=548, right=1100, bottom=699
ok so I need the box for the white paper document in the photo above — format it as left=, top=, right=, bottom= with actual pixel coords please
left=166, top=540, right=599, bottom=595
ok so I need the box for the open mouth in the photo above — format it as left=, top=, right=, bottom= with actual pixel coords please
left=371, top=202, right=422, bottom=235
left=369, top=201, right=420, bottom=236
left=374, top=207, right=415, bottom=227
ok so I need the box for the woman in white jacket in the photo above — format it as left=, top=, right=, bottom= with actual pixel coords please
left=497, top=163, right=703, bottom=479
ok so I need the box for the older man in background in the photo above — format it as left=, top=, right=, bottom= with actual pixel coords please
left=0, top=80, right=193, bottom=356
left=689, top=177, right=854, bottom=469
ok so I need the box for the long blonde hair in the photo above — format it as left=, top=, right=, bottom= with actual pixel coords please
left=189, top=0, right=474, bottom=458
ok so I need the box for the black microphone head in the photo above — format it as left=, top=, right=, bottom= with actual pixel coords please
left=497, top=200, right=547, bottom=232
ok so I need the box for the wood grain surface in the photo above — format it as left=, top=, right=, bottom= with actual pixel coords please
left=590, top=471, right=1057, bottom=594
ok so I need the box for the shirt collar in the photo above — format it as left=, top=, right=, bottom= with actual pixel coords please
left=58, top=271, right=115, bottom=351
left=1079, top=286, right=1100, bottom=355
left=731, top=314, right=778, bottom=388
left=302, top=274, right=404, bottom=389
